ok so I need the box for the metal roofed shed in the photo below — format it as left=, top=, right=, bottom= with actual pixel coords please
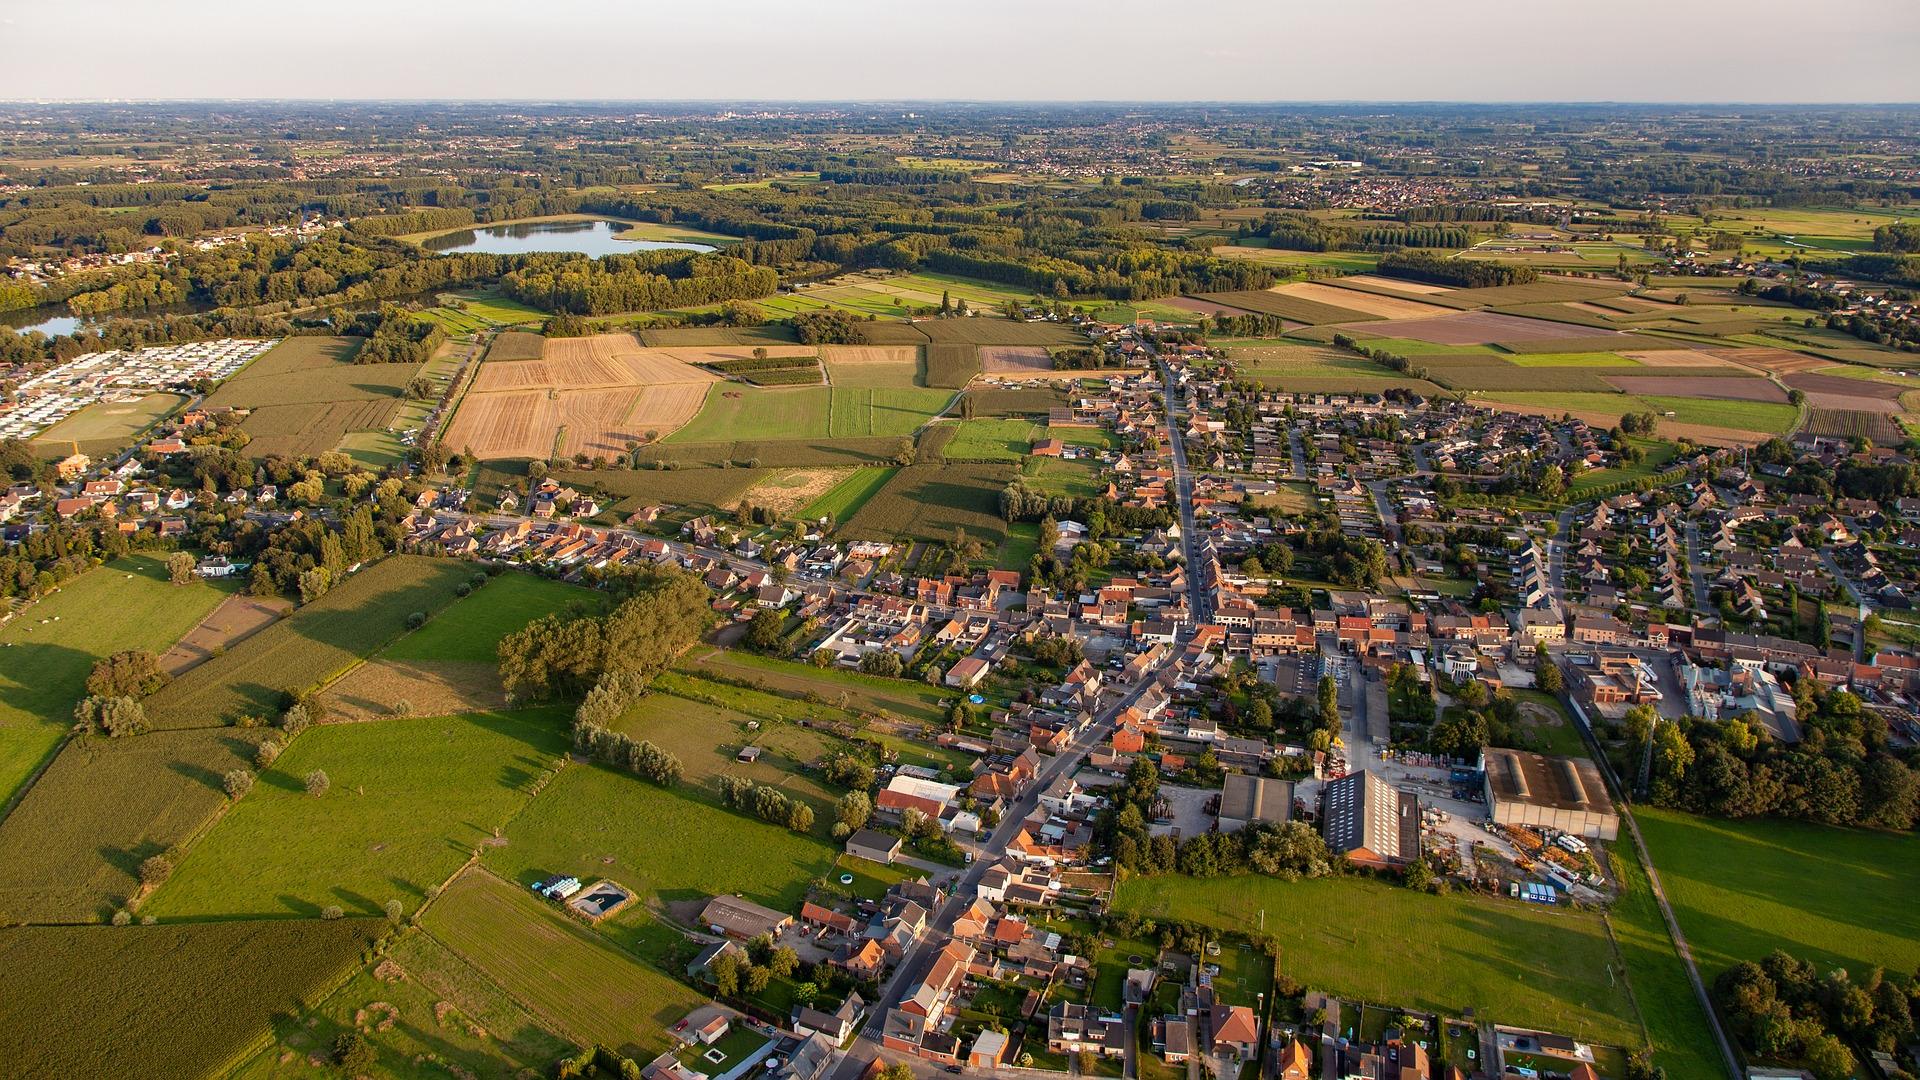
left=1480, top=747, right=1619, bottom=841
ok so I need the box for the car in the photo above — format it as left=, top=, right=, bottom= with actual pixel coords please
left=674, top=1020, right=689, bottom=1032
left=946, top=1067, right=964, bottom=1074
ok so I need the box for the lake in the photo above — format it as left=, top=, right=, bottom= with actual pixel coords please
left=419, top=218, right=717, bottom=257
left=2, top=309, right=83, bottom=337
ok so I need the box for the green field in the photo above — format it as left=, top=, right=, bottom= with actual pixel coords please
left=484, top=757, right=834, bottom=922
left=1636, top=807, right=1920, bottom=985
left=554, top=464, right=771, bottom=515
left=382, top=573, right=597, bottom=665
left=1022, top=456, right=1102, bottom=498
left=232, top=928, right=572, bottom=1080
left=421, top=867, right=706, bottom=1059
left=1567, top=438, right=1679, bottom=498
left=1504, top=352, right=1640, bottom=368
left=0, top=918, right=382, bottom=1079
left=829, top=386, right=954, bottom=437
left=30, top=391, right=184, bottom=457
left=800, top=466, right=897, bottom=525
left=145, top=556, right=473, bottom=728
left=145, top=708, right=570, bottom=920
left=686, top=647, right=953, bottom=726
left=839, top=461, right=1015, bottom=545
left=0, top=555, right=233, bottom=807
left=667, top=385, right=829, bottom=443
left=1478, top=391, right=1799, bottom=433
left=1607, top=841, right=1723, bottom=1080
left=201, top=336, right=422, bottom=459
left=1116, top=873, right=1641, bottom=1047
left=0, top=725, right=272, bottom=922
left=946, top=417, right=1041, bottom=462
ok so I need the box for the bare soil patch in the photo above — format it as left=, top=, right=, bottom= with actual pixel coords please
left=159, top=594, right=293, bottom=675
left=980, top=346, right=1054, bottom=376
left=1605, top=377, right=1789, bottom=402
left=1698, top=346, right=1827, bottom=374
left=319, top=659, right=506, bottom=722
left=1360, top=311, right=1616, bottom=346
left=1161, top=296, right=1273, bottom=319
left=1340, top=274, right=1453, bottom=295
left=1783, top=371, right=1903, bottom=401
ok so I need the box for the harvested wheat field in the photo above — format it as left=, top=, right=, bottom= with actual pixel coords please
left=821, top=345, right=919, bottom=366
left=1341, top=274, right=1453, bottom=295
left=1272, top=281, right=1451, bottom=319
left=447, top=332, right=720, bottom=459
left=821, top=345, right=923, bottom=388
left=319, top=659, right=506, bottom=722
left=981, top=346, right=1054, bottom=376
left=1697, top=346, right=1828, bottom=374
left=159, top=594, right=293, bottom=676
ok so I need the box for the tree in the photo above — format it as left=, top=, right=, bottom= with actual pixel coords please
left=139, top=853, right=173, bottom=887
left=745, top=607, right=785, bottom=652
left=166, top=551, right=196, bottom=585
left=1804, top=1034, right=1855, bottom=1080
left=87, top=650, right=170, bottom=698
left=223, top=769, right=255, bottom=799
left=305, top=769, right=331, bottom=796
left=74, top=694, right=148, bottom=738
left=709, top=951, right=742, bottom=996
left=1535, top=649, right=1564, bottom=694
left=744, top=964, right=772, bottom=994
left=1317, top=675, right=1339, bottom=724
left=333, top=1031, right=377, bottom=1074
left=837, top=790, right=872, bottom=832
left=770, top=945, right=800, bottom=977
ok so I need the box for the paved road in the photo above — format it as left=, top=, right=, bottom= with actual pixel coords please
left=1682, top=520, right=1713, bottom=614
left=1157, top=361, right=1210, bottom=623
left=1546, top=505, right=1576, bottom=609
left=824, top=663, right=1180, bottom=1080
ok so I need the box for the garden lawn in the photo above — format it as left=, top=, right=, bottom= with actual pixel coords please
left=421, top=867, right=705, bottom=1059
left=1116, top=873, right=1641, bottom=1047
left=381, top=573, right=598, bottom=665
left=484, top=758, right=836, bottom=912
left=0, top=555, right=232, bottom=805
left=144, top=708, right=571, bottom=920
left=1635, top=807, right=1920, bottom=984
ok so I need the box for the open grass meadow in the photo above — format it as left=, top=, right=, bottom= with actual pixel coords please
left=1607, top=840, right=1724, bottom=1080
left=381, top=572, right=598, bottom=665
left=145, top=556, right=473, bottom=728
left=685, top=647, right=955, bottom=727
left=0, top=725, right=272, bottom=922
left=202, top=335, right=422, bottom=459
left=421, top=867, right=707, bottom=1060
left=800, top=465, right=897, bottom=525
left=945, top=417, right=1041, bottom=462
left=1635, top=807, right=1920, bottom=985
left=828, top=386, right=954, bottom=437
left=839, top=462, right=1015, bottom=546
left=553, top=463, right=772, bottom=514
left=1116, top=873, right=1643, bottom=1048
left=0, top=918, right=383, bottom=1079
left=665, top=385, right=835, bottom=443
left=30, top=391, right=184, bottom=458
left=963, top=385, right=1068, bottom=416
left=484, top=759, right=836, bottom=913
left=1567, top=438, right=1679, bottom=498
left=144, top=707, right=571, bottom=920
left=232, top=927, right=573, bottom=1080
left=0, top=555, right=234, bottom=807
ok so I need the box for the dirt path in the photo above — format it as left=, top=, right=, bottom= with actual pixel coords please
left=159, top=593, right=292, bottom=675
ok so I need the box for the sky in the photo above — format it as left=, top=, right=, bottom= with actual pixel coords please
left=3, top=0, right=1918, bottom=103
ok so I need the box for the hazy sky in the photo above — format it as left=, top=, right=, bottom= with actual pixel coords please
left=3, top=0, right=1917, bottom=103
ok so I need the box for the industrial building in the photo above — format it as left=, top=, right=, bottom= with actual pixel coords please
left=1481, top=748, right=1619, bottom=841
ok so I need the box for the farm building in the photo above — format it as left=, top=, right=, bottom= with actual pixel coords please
left=699, top=894, right=794, bottom=940
left=1320, top=770, right=1419, bottom=869
left=1217, top=774, right=1293, bottom=832
left=945, top=656, right=989, bottom=688
left=1481, top=748, right=1619, bottom=841
left=846, top=828, right=905, bottom=865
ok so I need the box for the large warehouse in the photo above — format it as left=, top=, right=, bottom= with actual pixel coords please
left=1481, top=748, right=1619, bottom=840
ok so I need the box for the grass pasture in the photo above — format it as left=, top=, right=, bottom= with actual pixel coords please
left=30, top=391, right=184, bottom=457
left=382, top=572, right=597, bottom=665
left=145, top=708, right=571, bottom=920
left=667, top=385, right=830, bottom=443
left=945, top=417, right=1041, bottom=462
left=1116, top=873, right=1641, bottom=1047
left=0, top=725, right=271, bottom=922
left=552, top=464, right=772, bottom=516
left=0, top=554, right=233, bottom=807
left=145, top=556, right=473, bottom=728
left=839, top=462, right=1015, bottom=545
left=686, top=648, right=954, bottom=726
left=0, top=918, right=382, bottom=1079
left=1636, top=807, right=1920, bottom=985
left=421, top=867, right=706, bottom=1059
left=202, top=336, right=420, bottom=459
left=800, top=466, right=897, bottom=525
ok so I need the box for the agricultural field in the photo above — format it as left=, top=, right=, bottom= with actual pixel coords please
left=232, top=928, right=573, bottom=1080
left=202, top=336, right=422, bottom=459
left=685, top=648, right=955, bottom=726
left=800, top=466, right=897, bottom=524
left=483, top=759, right=835, bottom=913
left=0, top=724, right=272, bottom=922
left=160, top=593, right=291, bottom=676
left=945, top=417, right=1042, bottom=462
left=980, top=344, right=1054, bottom=376
left=1567, top=438, right=1680, bottom=498
left=420, top=867, right=706, bottom=1060
left=554, top=464, right=769, bottom=517
left=144, top=707, right=570, bottom=920
left=963, top=385, right=1067, bottom=416
left=820, top=344, right=924, bottom=387
left=381, top=572, right=597, bottom=666
left=145, top=556, right=473, bottom=728
left=446, top=333, right=721, bottom=459
left=1211, top=244, right=1382, bottom=275
left=1271, top=280, right=1454, bottom=319
left=1227, top=344, right=1444, bottom=395
left=1636, top=807, right=1920, bottom=985
left=1116, top=873, right=1641, bottom=1048
left=487, top=329, right=548, bottom=361
left=1021, top=456, right=1101, bottom=497
left=839, top=462, right=1015, bottom=546
left=829, top=386, right=955, bottom=437
left=925, top=343, right=983, bottom=387
left=1351, top=311, right=1625, bottom=346
left=666, top=385, right=829, bottom=443
left=0, top=555, right=234, bottom=807
left=1474, top=391, right=1796, bottom=439
left=0, top=918, right=382, bottom=1079
left=30, top=391, right=183, bottom=457
left=1191, top=288, right=1382, bottom=324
